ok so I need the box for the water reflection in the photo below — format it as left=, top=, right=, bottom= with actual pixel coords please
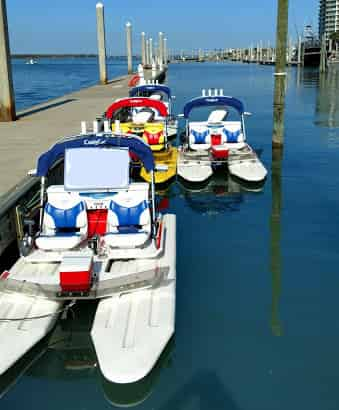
left=177, top=171, right=264, bottom=216
left=156, top=370, right=240, bottom=410
left=270, top=149, right=283, bottom=336
left=315, top=66, right=339, bottom=128
left=101, top=339, right=173, bottom=408
left=0, top=302, right=173, bottom=408
left=299, top=68, right=319, bottom=88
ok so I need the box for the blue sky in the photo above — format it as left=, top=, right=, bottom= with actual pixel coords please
left=7, top=0, right=319, bottom=54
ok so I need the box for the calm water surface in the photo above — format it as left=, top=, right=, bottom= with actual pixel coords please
left=12, top=57, right=134, bottom=111
left=2, top=61, right=339, bottom=410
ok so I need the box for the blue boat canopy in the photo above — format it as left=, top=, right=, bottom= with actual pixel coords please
left=36, top=134, right=155, bottom=176
left=129, top=84, right=171, bottom=99
left=183, top=96, right=244, bottom=118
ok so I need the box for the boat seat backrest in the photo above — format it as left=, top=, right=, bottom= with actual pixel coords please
left=189, top=124, right=211, bottom=150
left=142, top=123, right=165, bottom=150
left=222, top=121, right=245, bottom=143
left=132, top=109, right=154, bottom=124
left=42, top=187, right=87, bottom=236
left=107, top=185, right=151, bottom=234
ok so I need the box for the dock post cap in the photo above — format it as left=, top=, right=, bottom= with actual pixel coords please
left=126, top=21, right=132, bottom=27
left=115, top=120, right=121, bottom=133
left=81, top=121, right=87, bottom=135
left=159, top=31, right=163, bottom=35
left=141, top=31, right=145, bottom=35
left=96, top=2, right=104, bottom=8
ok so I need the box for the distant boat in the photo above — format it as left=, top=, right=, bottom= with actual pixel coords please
left=26, top=58, right=37, bottom=65
left=302, top=25, right=321, bottom=67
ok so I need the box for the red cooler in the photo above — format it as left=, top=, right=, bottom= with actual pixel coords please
left=211, top=145, right=229, bottom=159
left=59, top=254, right=93, bottom=292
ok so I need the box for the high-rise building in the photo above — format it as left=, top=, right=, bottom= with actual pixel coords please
left=319, top=0, right=339, bottom=39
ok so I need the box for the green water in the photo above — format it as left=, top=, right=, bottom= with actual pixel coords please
left=2, top=62, right=339, bottom=409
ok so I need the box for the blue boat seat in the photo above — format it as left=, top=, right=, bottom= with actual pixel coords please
left=221, top=121, right=246, bottom=148
left=36, top=186, right=88, bottom=251
left=105, top=184, right=151, bottom=248
left=188, top=123, right=211, bottom=151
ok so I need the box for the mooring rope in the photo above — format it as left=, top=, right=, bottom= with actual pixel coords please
left=0, top=300, right=76, bottom=323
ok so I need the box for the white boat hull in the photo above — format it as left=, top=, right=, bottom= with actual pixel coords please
left=177, top=149, right=213, bottom=183
left=91, top=214, right=176, bottom=384
left=0, top=291, right=61, bottom=376
left=228, top=144, right=267, bottom=183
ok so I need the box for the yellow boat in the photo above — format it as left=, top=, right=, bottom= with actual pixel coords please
left=140, top=123, right=177, bottom=184
left=140, top=145, right=178, bottom=184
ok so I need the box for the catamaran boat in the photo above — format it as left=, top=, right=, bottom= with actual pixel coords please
left=0, top=133, right=176, bottom=385
left=177, top=91, right=267, bottom=184
left=129, top=84, right=178, bottom=138
left=105, top=97, right=177, bottom=185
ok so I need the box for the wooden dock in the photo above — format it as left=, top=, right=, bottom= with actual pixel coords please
left=0, top=68, right=165, bottom=257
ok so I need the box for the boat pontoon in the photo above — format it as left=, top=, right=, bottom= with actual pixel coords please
left=177, top=90, right=267, bottom=184
left=0, top=133, right=176, bottom=385
left=105, top=97, right=177, bottom=185
left=129, top=84, right=178, bottom=138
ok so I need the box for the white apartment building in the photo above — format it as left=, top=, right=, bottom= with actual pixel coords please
left=319, top=0, right=339, bottom=39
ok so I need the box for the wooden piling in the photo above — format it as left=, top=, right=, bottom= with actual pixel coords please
left=0, top=0, right=16, bottom=121
left=320, top=34, right=327, bottom=73
left=272, top=0, right=289, bottom=149
left=149, top=38, right=153, bottom=63
left=141, top=32, right=146, bottom=67
left=126, top=22, right=133, bottom=74
left=164, top=38, right=168, bottom=64
left=158, top=32, right=164, bottom=65
left=96, top=2, right=107, bottom=85
left=297, top=35, right=302, bottom=65
left=270, top=147, right=283, bottom=336
left=145, top=39, right=150, bottom=66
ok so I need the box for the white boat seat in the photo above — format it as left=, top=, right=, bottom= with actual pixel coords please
left=105, top=187, right=151, bottom=248
left=36, top=186, right=87, bottom=251
left=189, top=124, right=211, bottom=151
left=207, top=109, right=228, bottom=123
left=149, top=93, right=162, bottom=101
left=132, top=110, right=154, bottom=124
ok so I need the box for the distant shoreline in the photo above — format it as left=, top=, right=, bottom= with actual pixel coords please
left=12, top=54, right=138, bottom=59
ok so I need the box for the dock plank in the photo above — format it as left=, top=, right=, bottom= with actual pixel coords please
left=0, top=74, right=135, bottom=196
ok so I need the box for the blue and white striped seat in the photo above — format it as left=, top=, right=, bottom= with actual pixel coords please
left=105, top=183, right=151, bottom=248
left=221, top=121, right=246, bottom=148
left=188, top=123, right=211, bottom=151
left=36, top=186, right=88, bottom=251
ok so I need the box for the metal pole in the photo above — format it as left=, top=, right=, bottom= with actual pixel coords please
left=272, top=0, right=289, bottom=148
left=158, top=32, right=164, bottom=65
left=96, top=2, right=107, bottom=85
left=141, top=32, right=146, bottom=67
left=0, top=0, right=15, bottom=121
left=126, top=22, right=133, bottom=74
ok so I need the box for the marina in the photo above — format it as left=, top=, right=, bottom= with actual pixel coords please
left=1, top=58, right=339, bottom=409
left=1, top=0, right=339, bottom=408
